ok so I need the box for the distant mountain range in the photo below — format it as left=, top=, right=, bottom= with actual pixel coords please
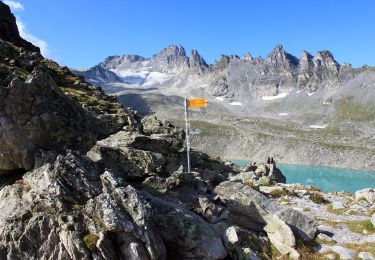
left=73, top=44, right=375, bottom=118
left=73, top=45, right=375, bottom=170
left=73, top=44, right=371, bottom=90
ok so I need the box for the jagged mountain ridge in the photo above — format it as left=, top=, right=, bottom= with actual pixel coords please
left=74, top=43, right=366, bottom=97
left=74, top=43, right=375, bottom=172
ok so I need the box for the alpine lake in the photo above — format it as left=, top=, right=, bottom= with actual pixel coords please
left=232, top=160, right=375, bottom=194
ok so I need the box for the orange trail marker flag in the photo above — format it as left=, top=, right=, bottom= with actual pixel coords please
left=187, top=98, right=208, bottom=108
left=184, top=98, right=208, bottom=173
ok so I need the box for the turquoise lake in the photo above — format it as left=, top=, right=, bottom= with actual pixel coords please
left=232, top=160, right=375, bottom=194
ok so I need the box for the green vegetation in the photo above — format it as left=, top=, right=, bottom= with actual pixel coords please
left=60, top=87, right=120, bottom=114
left=41, top=59, right=124, bottom=117
left=258, top=176, right=271, bottom=186
left=334, top=96, right=375, bottom=122
left=322, top=123, right=342, bottom=136
left=314, top=236, right=337, bottom=246
left=182, top=218, right=198, bottom=238
left=326, top=203, right=347, bottom=215
left=14, top=179, right=31, bottom=192
left=83, top=233, right=99, bottom=251
left=268, top=188, right=290, bottom=197
left=277, top=197, right=291, bottom=204
left=321, top=219, right=374, bottom=235
left=309, top=193, right=327, bottom=204
left=347, top=220, right=375, bottom=235
left=243, top=179, right=259, bottom=191
left=31, top=204, right=54, bottom=214
left=344, top=242, right=375, bottom=256
left=270, top=244, right=283, bottom=258
left=296, top=240, right=329, bottom=260
left=189, top=120, right=239, bottom=137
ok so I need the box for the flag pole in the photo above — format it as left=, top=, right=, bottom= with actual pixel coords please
left=184, top=98, right=191, bottom=173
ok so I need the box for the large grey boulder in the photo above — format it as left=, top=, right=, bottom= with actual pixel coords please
left=358, top=252, right=375, bottom=260
left=143, top=192, right=228, bottom=260
left=264, top=214, right=300, bottom=259
left=277, top=208, right=317, bottom=241
left=214, top=181, right=317, bottom=240
left=331, top=246, right=355, bottom=260
left=88, top=145, right=166, bottom=180
left=0, top=72, right=99, bottom=173
left=355, top=188, right=375, bottom=204
left=139, top=116, right=185, bottom=154
left=214, top=181, right=268, bottom=231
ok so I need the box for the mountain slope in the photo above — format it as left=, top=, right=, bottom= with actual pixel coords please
left=0, top=2, right=135, bottom=174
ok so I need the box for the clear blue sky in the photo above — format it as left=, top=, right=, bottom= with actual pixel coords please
left=7, top=0, right=375, bottom=68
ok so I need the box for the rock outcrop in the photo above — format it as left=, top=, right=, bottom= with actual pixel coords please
left=0, top=3, right=132, bottom=174
left=0, top=2, right=39, bottom=52
left=297, top=50, right=341, bottom=91
left=188, top=49, right=208, bottom=73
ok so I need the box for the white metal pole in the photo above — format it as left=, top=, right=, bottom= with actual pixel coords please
left=184, top=98, right=191, bottom=173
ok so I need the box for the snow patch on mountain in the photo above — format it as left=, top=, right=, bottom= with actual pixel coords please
left=309, top=124, right=326, bottom=129
left=143, top=71, right=171, bottom=86
left=308, top=92, right=315, bottom=96
left=229, top=101, right=242, bottom=106
left=262, top=92, right=288, bottom=101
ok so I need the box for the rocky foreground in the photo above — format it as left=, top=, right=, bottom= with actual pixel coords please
left=1, top=122, right=374, bottom=259
left=0, top=2, right=374, bottom=259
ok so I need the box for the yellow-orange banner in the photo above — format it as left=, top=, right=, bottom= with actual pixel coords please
left=187, top=98, right=208, bottom=108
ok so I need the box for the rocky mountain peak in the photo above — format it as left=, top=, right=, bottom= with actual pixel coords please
left=297, top=50, right=341, bottom=90
left=243, top=53, right=253, bottom=61
left=314, top=50, right=336, bottom=62
left=312, top=50, right=340, bottom=80
left=211, top=55, right=231, bottom=70
left=299, top=50, right=314, bottom=71
left=313, top=50, right=340, bottom=69
left=150, top=44, right=189, bottom=72
left=188, top=49, right=208, bottom=72
left=0, top=2, right=39, bottom=52
left=156, top=44, right=187, bottom=58
left=267, top=44, right=299, bottom=71
left=301, top=50, right=313, bottom=61
left=101, top=54, right=145, bottom=70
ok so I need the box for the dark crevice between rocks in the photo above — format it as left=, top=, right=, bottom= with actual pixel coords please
left=0, top=168, right=27, bottom=190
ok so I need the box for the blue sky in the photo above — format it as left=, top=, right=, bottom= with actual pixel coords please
left=5, top=0, right=375, bottom=68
